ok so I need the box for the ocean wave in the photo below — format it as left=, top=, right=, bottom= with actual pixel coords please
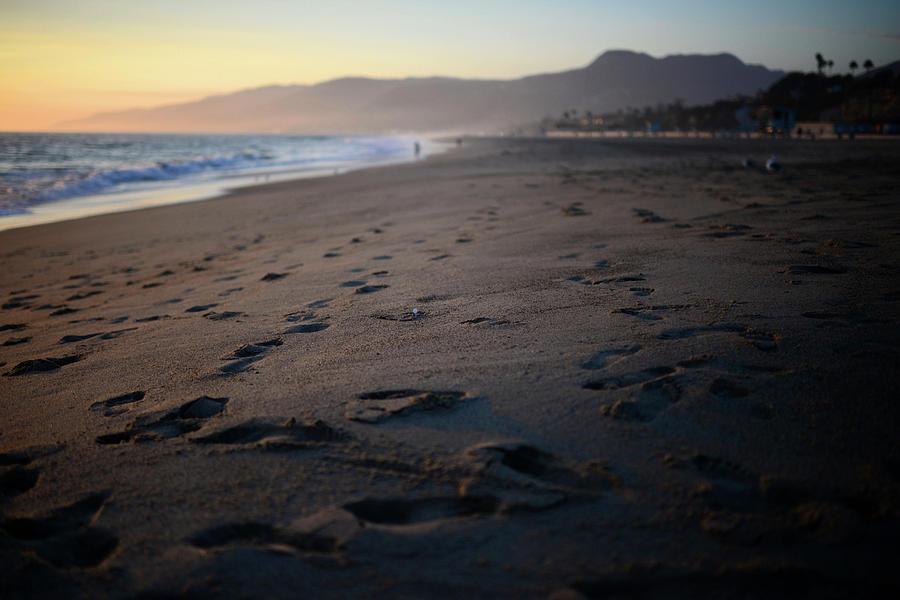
left=0, top=134, right=415, bottom=217
left=36, top=153, right=274, bottom=202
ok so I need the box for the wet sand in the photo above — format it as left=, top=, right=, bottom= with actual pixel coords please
left=2, top=137, right=899, bottom=598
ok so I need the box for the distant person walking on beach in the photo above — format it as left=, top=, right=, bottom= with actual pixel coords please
left=414, top=141, right=421, bottom=157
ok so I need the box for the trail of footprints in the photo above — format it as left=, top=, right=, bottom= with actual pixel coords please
left=6, top=212, right=466, bottom=381
left=79, top=386, right=615, bottom=563
left=4, top=202, right=847, bottom=576
left=185, top=439, right=619, bottom=557
left=581, top=330, right=782, bottom=422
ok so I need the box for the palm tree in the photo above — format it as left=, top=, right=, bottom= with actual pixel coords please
left=827, top=59, right=834, bottom=75
left=849, top=60, right=858, bottom=76
left=864, top=59, right=874, bottom=73
left=815, top=53, right=826, bottom=74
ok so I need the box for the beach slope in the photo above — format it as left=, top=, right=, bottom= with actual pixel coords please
left=1, top=137, right=899, bottom=598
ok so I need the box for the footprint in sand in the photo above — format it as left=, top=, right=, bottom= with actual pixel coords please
left=610, top=304, right=692, bottom=321
left=459, top=317, right=521, bottom=327
left=684, top=453, right=776, bottom=514
left=204, top=311, right=244, bottom=321
left=260, top=272, right=288, bottom=281
left=0, top=492, right=118, bottom=568
left=354, top=285, right=388, bottom=294
left=66, top=290, right=103, bottom=301
left=658, top=324, right=778, bottom=351
left=561, top=203, right=589, bottom=217
left=219, top=339, right=283, bottom=375
left=219, top=356, right=263, bottom=375
left=581, top=345, right=642, bottom=370
left=283, top=323, right=329, bottom=334
left=189, top=507, right=355, bottom=555
left=3, top=355, right=83, bottom=376
left=375, top=311, right=424, bottom=322
left=462, top=441, right=619, bottom=495
left=0, top=466, right=39, bottom=499
left=584, top=366, right=676, bottom=391
left=58, top=333, right=101, bottom=344
left=343, top=496, right=500, bottom=526
left=585, top=366, right=682, bottom=422
left=2, top=294, right=40, bottom=310
left=90, top=391, right=146, bottom=416
left=570, top=274, right=647, bottom=286
left=0, top=446, right=53, bottom=501
left=191, top=417, right=347, bottom=451
left=633, top=208, right=666, bottom=223
left=223, top=339, right=283, bottom=359
left=95, top=396, right=228, bottom=444
left=0, top=447, right=59, bottom=499
left=285, top=309, right=321, bottom=323
left=610, top=307, right=663, bottom=321
left=345, top=389, right=467, bottom=423
left=184, top=304, right=217, bottom=313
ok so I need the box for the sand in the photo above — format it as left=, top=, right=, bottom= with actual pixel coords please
left=1, top=137, right=899, bottom=598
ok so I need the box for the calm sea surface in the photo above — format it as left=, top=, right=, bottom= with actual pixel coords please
left=0, top=133, right=439, bottom=231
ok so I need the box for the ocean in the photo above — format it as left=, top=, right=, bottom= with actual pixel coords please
left=0, top=133, right=439, bottom=231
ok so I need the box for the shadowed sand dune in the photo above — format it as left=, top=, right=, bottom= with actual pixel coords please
left=1, top=137, right=899, bottom=598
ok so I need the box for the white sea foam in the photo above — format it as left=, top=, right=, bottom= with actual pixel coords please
left=0, top=134, right=420, bottom=218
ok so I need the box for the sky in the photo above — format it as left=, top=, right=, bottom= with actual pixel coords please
left=1, top=0, right=898, bottom=131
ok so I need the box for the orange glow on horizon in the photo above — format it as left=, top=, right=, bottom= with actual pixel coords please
left=2, top=1, right=896, bottom=132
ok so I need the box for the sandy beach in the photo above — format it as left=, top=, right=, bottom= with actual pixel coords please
left=2, top=136, right=899, bottom=598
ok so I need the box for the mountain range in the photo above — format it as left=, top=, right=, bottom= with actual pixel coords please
left=60, top=50, right=784, bottom=134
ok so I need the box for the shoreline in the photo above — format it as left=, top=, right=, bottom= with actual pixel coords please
left=2, top=136, right=899, bottom=598
left=0, top=134, right=445, bottom=233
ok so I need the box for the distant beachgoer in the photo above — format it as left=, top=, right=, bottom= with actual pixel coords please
left=796, top=127, right=803, bottom=138
left=456, top=138, right=462, bottom=147
left=414, top=142, right=421, bottom=157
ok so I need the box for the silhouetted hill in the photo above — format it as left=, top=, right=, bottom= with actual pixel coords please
left=60, top=50, right=783, bottom=133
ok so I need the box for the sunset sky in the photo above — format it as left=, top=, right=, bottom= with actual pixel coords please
left=1, top=0, right=898, bottom=131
